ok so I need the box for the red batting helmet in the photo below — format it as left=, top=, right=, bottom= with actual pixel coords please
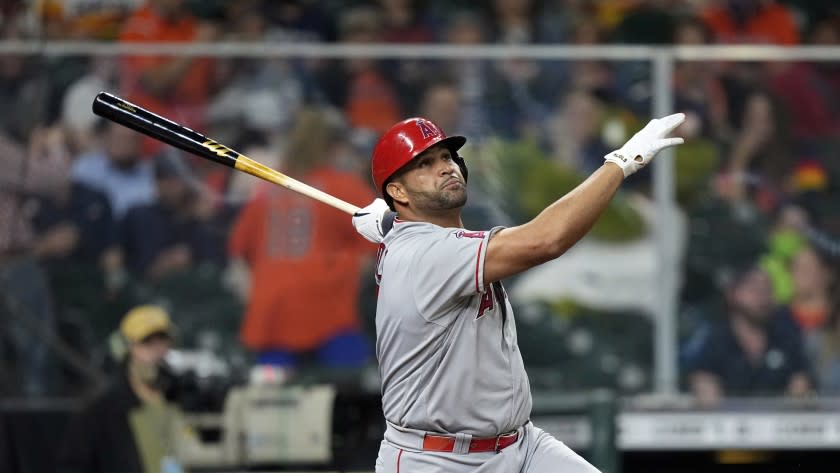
left=371, top=117, right=468, bottom=201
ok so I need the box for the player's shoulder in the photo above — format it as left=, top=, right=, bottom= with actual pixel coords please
left=386, top=220, right=497, bottom=248
left=387, top=219, right=452, bottom=241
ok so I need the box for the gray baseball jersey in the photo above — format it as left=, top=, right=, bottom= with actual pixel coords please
left=374, top=220, right=532, bottom=435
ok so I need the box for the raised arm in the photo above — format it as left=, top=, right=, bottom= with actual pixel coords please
left=484, top=113, right=685, bottom=283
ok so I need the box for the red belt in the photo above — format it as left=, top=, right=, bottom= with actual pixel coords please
left=422, top=431, right=520, bottom=453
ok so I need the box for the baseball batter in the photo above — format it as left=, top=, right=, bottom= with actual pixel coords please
left=352, top=114, right=685, bottom=472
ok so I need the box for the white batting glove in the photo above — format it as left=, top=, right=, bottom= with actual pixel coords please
left=352, top=198, right=391, bottom=244
left=604, top=113, right=686, bottom=178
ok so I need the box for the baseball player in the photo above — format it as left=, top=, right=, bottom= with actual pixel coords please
left=351, top=114, right=685, bottom=472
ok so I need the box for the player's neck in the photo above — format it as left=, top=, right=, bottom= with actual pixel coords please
left=398, top=207, right=463, bottom=229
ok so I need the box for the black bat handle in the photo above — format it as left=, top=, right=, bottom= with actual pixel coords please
left=91, top=91, right=239, bottom=169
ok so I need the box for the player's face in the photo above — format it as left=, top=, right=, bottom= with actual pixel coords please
left=398, top=145, right=467, bottom=211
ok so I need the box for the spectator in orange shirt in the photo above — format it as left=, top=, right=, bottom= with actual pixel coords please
left=701, top=0, right=799, bottom=45
left=228, top=107, right=377, bottom=372
left=118, top=0, right=220, bottom=155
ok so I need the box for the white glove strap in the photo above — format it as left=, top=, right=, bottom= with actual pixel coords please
left=604, top=150, right=641, bottom=178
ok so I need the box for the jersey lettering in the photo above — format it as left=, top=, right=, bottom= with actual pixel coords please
left=456, top=230, right=485, bottom=239
left=476, top=285, right=496, bottom=319
left=476, top=282, right=508, bottom=320
left=416, top=119, right=440, bottom=139
left=267, top=191, right=312, bottom=259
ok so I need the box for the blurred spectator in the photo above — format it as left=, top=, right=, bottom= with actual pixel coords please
left=682, top=261, right=813, bottom=405
left=440, top=10, right=492, bottom=140
left=672, top=15, right=730, bottom=140
left=612, top=0, right=678, bottom=45
left=202, top=1, right=303, bottom=202
left=119, top=0, right=221, bottom=155
left=379, top=0, right=436, bottom=114
left=204, top=43, right=305, bottom=149
left=0, top=129, right=69, bottom=396
left=380, top=0, right=434, bottom=43
left=228, top=108, right=376, bottom=373
left=786, top=246, right=836, bottom=332
left=317, top=7, right=402, bottom=133
left=71, top=120, right=156, bottom=220
left=720, top=91, right=793, bottom=208
left=565, top=15, right=614, bottom=100
left=58, top=305, right=190, bottom=473
left=417, top=80, right=465, bottom=136
left=38, top=0, right=141, bottom=40
left=262, top=0, right=336, bottom=42
left=120, top=152, right=227, bottom=283
left=765, top=15, right=840, bottom=139
left=221, top=129, right=281, bottom=205
left=416, top=80, right=515, bottom=229
left=791, top=203, right=840, bottom=261
left=760, top=203, right=809, bottom=303
left=544, top=89, right=611, bottom=174
left=808, top=15, right=840, bottom=81
left=701, top=0, right=799, bottom=45
left=0, top=22, right=48, bottom=145
left=31, top=178, right=121, bottom=270
left=486, top=0, right=561, bottom=44
left=807, top=298, right=840, bottom=395
left=61, top=56, right=120, bottom=156
left=482, top=0, right=564, bottom=138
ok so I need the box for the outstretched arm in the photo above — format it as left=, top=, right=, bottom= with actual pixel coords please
left=484, top=113, right=686, bottom=283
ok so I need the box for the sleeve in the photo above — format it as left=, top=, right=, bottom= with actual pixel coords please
left=784, top=326, right=813, bottom=378
left=803, top=225, right=840, bottom=259
left=680, top=324, right=720, bottom=375
left=410, top=226, right=503, bottom=320
left=120, top=208, right=160, bottom=277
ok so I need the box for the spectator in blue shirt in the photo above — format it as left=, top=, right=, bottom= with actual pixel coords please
left=682, top=260, right=813, bottom=405
left=32, top=182, right=117, bottom=265
left=71, top=120, right=155, bottom=220
left=120, top=152, right=227, bottom=283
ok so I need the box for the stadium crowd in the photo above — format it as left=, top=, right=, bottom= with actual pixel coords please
left=1, top=0, right=839, bottom=407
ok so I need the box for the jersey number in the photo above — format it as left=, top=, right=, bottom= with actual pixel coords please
left=268, top=196, right=312, bottom=259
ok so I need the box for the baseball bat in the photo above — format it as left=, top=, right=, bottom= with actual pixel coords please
left=91, top=92, right=361, bottom=215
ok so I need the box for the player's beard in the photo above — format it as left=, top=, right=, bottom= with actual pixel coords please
left=409, top=183, right=467, bottom=212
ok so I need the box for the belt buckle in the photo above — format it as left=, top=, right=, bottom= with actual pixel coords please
left=494, top=435, right=502, bottom=453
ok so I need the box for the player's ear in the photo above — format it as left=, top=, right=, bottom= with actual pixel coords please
left=386, top=181, right=408, bottom=207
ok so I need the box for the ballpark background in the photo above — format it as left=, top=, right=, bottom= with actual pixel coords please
left=1, top=1, right=840, bottom=472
